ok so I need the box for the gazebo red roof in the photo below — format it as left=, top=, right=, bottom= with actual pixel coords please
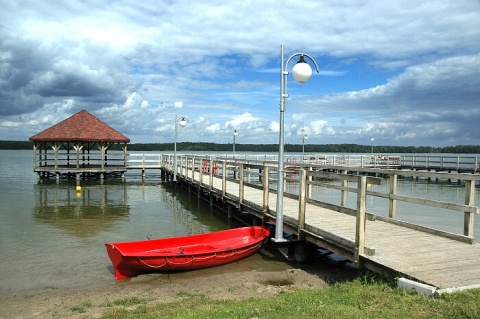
left=29, top=110, right=130, bottom=143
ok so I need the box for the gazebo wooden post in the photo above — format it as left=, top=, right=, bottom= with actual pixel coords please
left=100, top=144, right=106, bottom=170
left=52, top=143, right=60, bottom=169
left=123, top=143, right=127, bottom=168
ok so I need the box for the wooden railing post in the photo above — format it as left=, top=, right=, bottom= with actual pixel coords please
left=178, top=155, right=182, bottom=178
left=239, top=163, right=244, bottom=205
left=222, top=160, right=227, bottom=197
left=307, top=166, right=313, bottom=198
left=355, top=175, right=367, bottom=268
left=298, top=169, right=307, bottom=240
left=464, top=179, right=475, bottom=238
left=209, top=159, right=214, bottom=189
left=191, top=157, right=196, bottom=182
left=180, top=156, right=184, bottom=178
left=262, top=165, right=269, bottom=215
left=340, top=169, right=348, bottom=207
left=389, top=174, right=398, bottom=218
left=199, top=158, right=204, bottom=185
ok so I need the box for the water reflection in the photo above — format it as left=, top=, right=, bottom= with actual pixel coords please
left=160, top=182, right=237, bottom=234
left=0, top=177, right=240, bottom=296
left=33, top=180, right=130, bottom=237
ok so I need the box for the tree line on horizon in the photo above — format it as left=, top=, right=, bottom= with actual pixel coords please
left=2, top=140, right=480, bottom=154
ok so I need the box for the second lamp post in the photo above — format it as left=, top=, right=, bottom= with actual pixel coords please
left=173, top=114, right=189, bottom=182
left=302, top=133, right=308, bottom=161
left=233, top=129, right=238, bottom=155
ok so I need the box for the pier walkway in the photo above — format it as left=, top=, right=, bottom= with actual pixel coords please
left=155, top=154, right=480, bottom=293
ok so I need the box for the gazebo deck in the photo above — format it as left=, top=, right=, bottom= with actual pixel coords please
left=34, top=165, right=127, bottom=179
left=34, top=164, right=127, bottom=173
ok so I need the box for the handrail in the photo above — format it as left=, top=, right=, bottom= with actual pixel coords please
left=126, top=153, right=480, bottom=173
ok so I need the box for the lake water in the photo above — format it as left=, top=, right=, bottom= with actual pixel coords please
left=1, top=150, right=283, bottom=296
left=0, top=150, right=479, bottom=295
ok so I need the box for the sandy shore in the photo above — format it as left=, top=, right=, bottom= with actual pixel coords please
left=0, top=259, right=359, bottom=319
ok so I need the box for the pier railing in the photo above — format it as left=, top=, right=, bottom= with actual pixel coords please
left=126, top=153, right=163, bottom=170
left=126, top=154, right=479, bottom=255
left=127, top=153, right=480, bottom=172
left=161, top=155, right=479, bottom=242
left=34, top=150, right=127, bottom=169
left=399, top=155, right=480, bottom=173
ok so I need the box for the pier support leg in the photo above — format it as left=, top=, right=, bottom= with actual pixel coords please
left=294, top=242, right=306, bottom=263
left=287, top=244, right=295, bottom=260
left=210, top=194, right=215, bottom=207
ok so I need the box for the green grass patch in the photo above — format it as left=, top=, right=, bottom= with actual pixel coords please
left=176, top=291, right=206, bottom=298
left=103, top=296, right=148, bottom=307
left=98, top=276, right=480, bottom=319
left=70, top=301, right=92, bottom=313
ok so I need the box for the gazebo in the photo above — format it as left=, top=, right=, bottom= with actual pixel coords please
left=29, top=110, right=130, bottom=179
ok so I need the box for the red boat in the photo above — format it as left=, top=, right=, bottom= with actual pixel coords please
left=105, top=226, right=271, bottom=280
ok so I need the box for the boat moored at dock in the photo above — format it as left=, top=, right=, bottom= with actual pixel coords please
left=105, top=226, right=271, bottom=280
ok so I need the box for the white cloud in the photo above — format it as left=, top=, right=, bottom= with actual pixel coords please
left=206, top=123, right=221, bottom=133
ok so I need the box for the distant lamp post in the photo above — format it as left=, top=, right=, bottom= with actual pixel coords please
left=233, top=129, right=238, bottom=155
left=302, top=133, right=308, bottom=160
left=173, top=114, right=189, bottom=182
left=370, top=137, right=375, bottom=155
left=275, top=45, right=319, bottom=243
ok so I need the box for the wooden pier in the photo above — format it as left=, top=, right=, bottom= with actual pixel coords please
left=141, top=153, right=480, bottom=293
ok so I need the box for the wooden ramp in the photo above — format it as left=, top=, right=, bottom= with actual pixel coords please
left=173, top=162, right=480, bottom=291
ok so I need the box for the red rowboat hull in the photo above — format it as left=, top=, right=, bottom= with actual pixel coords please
left=105, top=226, right=271, bottom=280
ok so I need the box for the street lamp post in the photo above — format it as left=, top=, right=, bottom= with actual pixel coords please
left=173, top=114, right=189, bottom=182
left=274, top=45, right=319, bottom=243
left=302, top=133, right=308, bottom=161
left=371, top=137, right=375, bottom=155
left=233, top=129, right=238, bottom=155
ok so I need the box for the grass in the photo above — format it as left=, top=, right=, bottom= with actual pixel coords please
left=102, top=296, right=148, bottom=308
left=97, top=275, right=480, bottom=319
left=70, top=301, right=93, bottom=313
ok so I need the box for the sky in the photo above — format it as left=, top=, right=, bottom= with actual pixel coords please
left=1, top=1, right=479, bottom=147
